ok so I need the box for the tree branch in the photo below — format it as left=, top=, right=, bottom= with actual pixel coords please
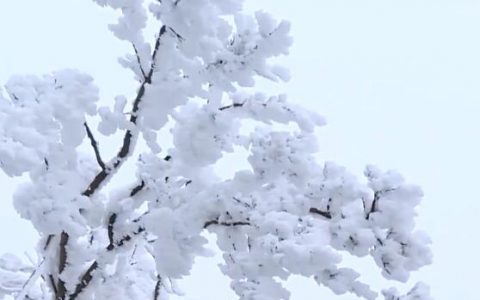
left=84, top=122, right=105, bottom=170
left=309, top=207, right=332, bottom=219
left=366, top=189, right=394, bottom=220
left=44, top=234, right=53, bottom=251
left=69, top=225, right=145, bottom=299
left=116, top=227, right=146, bottom=248
left=203, top=219, right=251, bottom=229
left=70, top=215, right=146, bottom=298
left=82, top=25, right=167, bottom=197
left=366, top=191, right=380, bottom=220
left=153, top=275, right=162, bottom=300
left=47, top=24, right=168, bottom=300
left=49, top=275, right=58, bottom=296
left=132, top=43, right=147, bottom=80
left=68, top=261, right=98, bottom=300
left=106, top=213, right=117, bottom=251
left=204, top=207, right=334, bottom=230
left=130, top=180, right=146, bottom=197
left=105, top=182, right=146, bottom=251
left=56, top=232, right=69, bottom=300
left=14, top=259, right=45, bottom=300
left=218, top=102, right=244, bottom=111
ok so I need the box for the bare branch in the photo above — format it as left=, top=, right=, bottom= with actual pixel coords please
left=84, top=122, right=105, bottom=170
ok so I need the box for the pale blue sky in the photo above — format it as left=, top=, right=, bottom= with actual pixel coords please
left=1, top=1, right=479, bottom=299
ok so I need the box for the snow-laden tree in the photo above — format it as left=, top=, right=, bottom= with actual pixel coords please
left=0, top=1, right=432, bottom=299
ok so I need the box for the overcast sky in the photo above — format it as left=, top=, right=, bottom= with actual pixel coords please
left=1, top=1, right=479, bottom=299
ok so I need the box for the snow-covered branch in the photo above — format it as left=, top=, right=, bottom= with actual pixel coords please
left=82, top=25, right=167, bottom=198
left=0, top=0, right=433, bottom=299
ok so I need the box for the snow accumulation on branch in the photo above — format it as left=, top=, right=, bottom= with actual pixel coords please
left=82, top=25, right=167, bottom=198
left=0, top=0, right=432, bottom=300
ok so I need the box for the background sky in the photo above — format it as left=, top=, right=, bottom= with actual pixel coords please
left=1, top=1, right=479, bottom=299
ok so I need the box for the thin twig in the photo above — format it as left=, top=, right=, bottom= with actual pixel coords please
left=309, top=207, right=332, bottom=219
left=14, top=259, right=45, bottom=300
left=203, top=219, right=251, bottom=229
left=130, top=180, right=146, bottom=197
left=49, top=275, right=58, bottom=296
left=153, top=275, right=162, bottom=300
left=44, top=235, right=53, bottom=251
left=366, top=191, right=380, bottom=220
left=84, top=122, right=105, bottom=170
left=106, top=213, right=117, bottom=251
left=218, top=102, right=244, bottom=111
left=366, top=189, right=394, bottom=220
left=132, top=43, right=147, bottom=80
left=116, top=227, right=146, bottom=248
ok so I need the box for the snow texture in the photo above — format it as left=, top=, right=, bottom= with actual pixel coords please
left=0, top=1, right=432, bottom=299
